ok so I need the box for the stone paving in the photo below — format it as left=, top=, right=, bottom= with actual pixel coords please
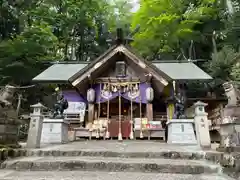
left=0, top=141, right=232, bottom=180
left=20, top=140, right=219, bottom=153
left=0, top=170, right=235, bottom=180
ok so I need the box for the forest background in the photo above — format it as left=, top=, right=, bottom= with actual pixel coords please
left=0, top=0, right=240, bottom=112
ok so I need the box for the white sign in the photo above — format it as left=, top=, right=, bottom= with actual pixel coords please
left=168, top=120, right=197, bottom=144
left=41, top=123, right=62, bottom=143
left=64, top=102, right=86, bottom=116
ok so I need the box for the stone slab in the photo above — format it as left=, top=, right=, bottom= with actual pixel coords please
left=0, top=171, right=234, bottom=180
left=167, top=119, right=197, bottom=145
left=41, top=118, right=69, bottom=144
left=1, top=156, right=221, bottom=174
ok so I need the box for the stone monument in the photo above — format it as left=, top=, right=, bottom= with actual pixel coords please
left=218, top=82, right=240, bottom=152
left=41, top=118, right=69, bottom=144
left=194, top=101, right=211, bottom=149
left=167, top=119, right=197, bottom=145
left=26, top=103, right=45, bottom=148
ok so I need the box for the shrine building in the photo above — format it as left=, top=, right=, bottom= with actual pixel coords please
left=32, top=34, right=215, bottom=140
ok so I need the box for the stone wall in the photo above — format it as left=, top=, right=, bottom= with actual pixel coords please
left=0, top=118, right=19, bottom=145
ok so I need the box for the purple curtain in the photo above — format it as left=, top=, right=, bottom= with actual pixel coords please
left=94, top=84, right=119, bottom=103
left=121, top=83, right=150, bottom=104
left=62, top=90, right=87, bottom=103
left=94, top=83, right=150, bottom=104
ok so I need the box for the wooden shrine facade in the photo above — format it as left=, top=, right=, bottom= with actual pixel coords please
left=33, top=44, right=213, bottom=140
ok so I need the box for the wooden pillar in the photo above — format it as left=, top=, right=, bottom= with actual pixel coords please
left=88, top=104, right=95, bottom=123
left=146, top=103, right=153, bottom=121
left=146, top=103, right=153, bottom=140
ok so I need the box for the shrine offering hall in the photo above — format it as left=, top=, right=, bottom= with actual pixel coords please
left=33, top=44, right=212, bottom=140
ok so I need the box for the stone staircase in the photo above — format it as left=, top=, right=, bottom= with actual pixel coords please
left=0, top=141, right=236, bottom=180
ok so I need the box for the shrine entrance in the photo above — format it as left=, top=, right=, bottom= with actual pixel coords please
left=89, top=81, right=152, bottom=140
left=97, top=97, right=147, bottom=139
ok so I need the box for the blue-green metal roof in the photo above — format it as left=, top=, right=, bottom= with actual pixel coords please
left=153, top=62, right=212, bottom=80
left=33, top=61, right=212, bottom=82
left=32, top=63, right=88, bottom=82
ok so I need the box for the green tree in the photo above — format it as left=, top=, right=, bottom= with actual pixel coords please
left=0, top=23, right=59, bottom=85
left=131, top=0, right=222, bottom=60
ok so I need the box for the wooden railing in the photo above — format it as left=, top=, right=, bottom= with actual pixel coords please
left=153, top=112, right=168, bottom=122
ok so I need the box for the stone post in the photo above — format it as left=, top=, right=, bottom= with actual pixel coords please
left=26, top=103, right=45, bottom=148
left=194, top=101, right=211, bottom=149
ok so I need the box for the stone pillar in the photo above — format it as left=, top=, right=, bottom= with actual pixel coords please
left=26, top=103, right=45, bottom=148
left=194, top=101, right=211, bottom=149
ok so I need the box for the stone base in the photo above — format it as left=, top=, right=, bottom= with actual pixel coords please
left=217, top=146, right=240, bottom=152
left=219, top=122, right=240, bottom=148
left=41, top=118, right=69, bottom=144
left=223, top=105, right=240, bottom=117
left=167, top=119, right=197, bottom=145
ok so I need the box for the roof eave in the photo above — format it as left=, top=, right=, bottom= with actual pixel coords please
left=32, top=79, right=70, bottom=83
left=69, top=45, right=117, bottom=83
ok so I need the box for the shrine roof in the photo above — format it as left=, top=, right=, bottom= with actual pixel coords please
left=32, top=44, right=212, bottom=83
left=152, top=62, right=212, bottom=80
left=32, top=61, right=212, bottom=82
left=32, top=63, right=88, bottom=82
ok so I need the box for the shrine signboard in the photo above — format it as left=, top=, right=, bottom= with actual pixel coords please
left=167, top=119, right=197, bottom=145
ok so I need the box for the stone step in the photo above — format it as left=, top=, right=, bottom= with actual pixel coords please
left=1, top=156, right=222, bottom=174
left=20, top=149, right=221, bottom=161
left=0, top=170, right=234, bottom=180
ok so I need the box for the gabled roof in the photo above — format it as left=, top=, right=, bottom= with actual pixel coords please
left=32, top=44, right=212, bottom=84
left=70, top=44, right=169, bottom=87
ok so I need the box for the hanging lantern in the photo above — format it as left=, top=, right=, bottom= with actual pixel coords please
left=87, top=88, right=95, bottom=103
left=146, top=87, right=154, bottom=102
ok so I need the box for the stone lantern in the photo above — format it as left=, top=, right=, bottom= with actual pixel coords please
left=194, top=101, right=211, bottom=148
left=26, top=103, right=46, bottom=148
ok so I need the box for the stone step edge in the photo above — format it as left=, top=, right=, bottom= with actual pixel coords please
left=6, top=149, right=223, bottom=161
left=1, top=158, right=221, bottom=174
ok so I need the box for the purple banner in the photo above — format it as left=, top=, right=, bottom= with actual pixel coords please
left=94, top=83, right=151, bottom=104
left=62, top=90, right=87, bottom=103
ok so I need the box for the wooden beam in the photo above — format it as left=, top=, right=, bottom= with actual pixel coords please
left=72, top=50, right=118, bottom=86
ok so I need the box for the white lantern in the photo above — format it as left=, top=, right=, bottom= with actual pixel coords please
left=87, top=88, right=95, bottom=103
left=146, top=87, right=154, bottom=102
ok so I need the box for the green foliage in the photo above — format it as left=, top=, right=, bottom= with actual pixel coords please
left=0, top=23, right=60, bottom=85
left=205, top=46, right=240, bottom=81
left=0, top=0, right=133, bottom=85
left=131, top=0, right=220, bottom=60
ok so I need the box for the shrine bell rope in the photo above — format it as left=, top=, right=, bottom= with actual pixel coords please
left=106, top=82, right=110, bottom=139
left=130, top=83, right=133, bottom=140
left=97, top=83, right=102, bottom=138
left=139, top=84, right=143, bottom=139
left=118, top=85, right=122, bottom=141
